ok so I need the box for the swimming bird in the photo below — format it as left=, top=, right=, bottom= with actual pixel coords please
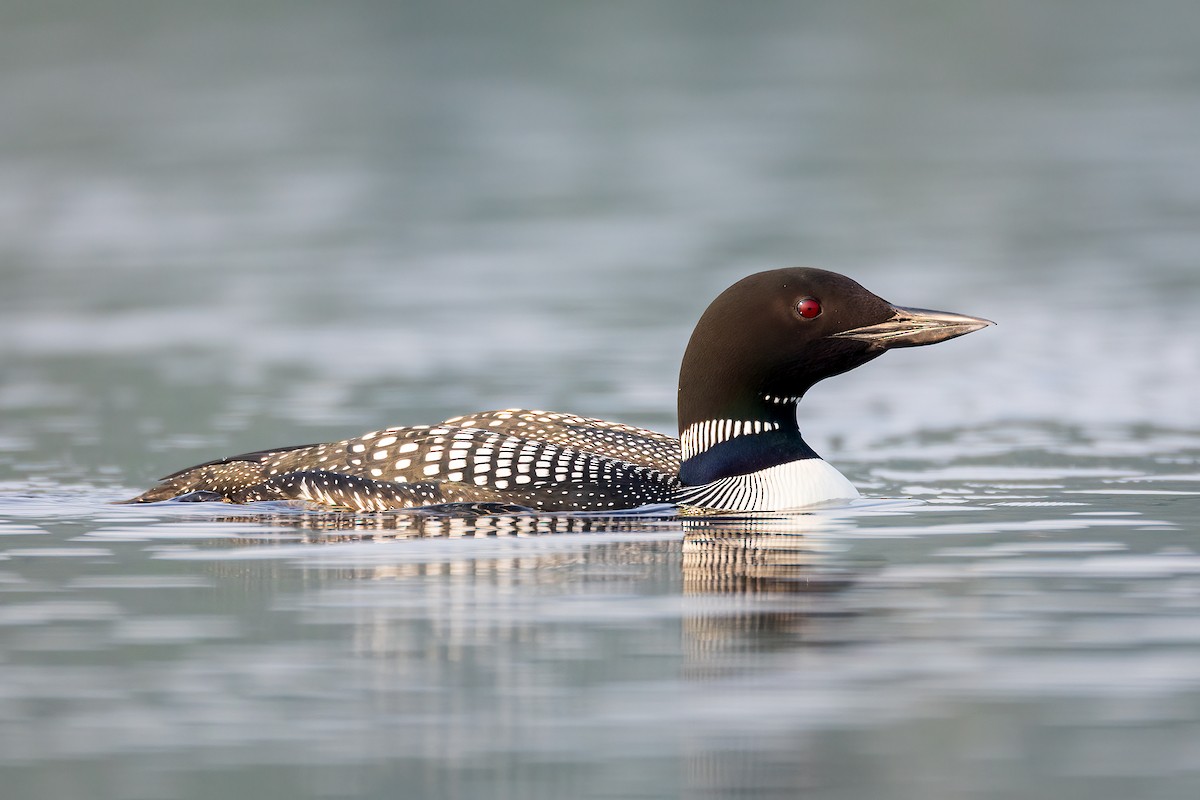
left=125, top=268, right=991, bottom=513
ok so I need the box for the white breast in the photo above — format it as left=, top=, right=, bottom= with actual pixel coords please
left=674, top=458, right=859, bottom=512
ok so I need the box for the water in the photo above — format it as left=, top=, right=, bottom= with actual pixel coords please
left=2, top=1, right=1200, bottom=797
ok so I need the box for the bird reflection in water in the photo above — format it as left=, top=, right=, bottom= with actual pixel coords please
left=679, top=515, right=862, bottom=676
left=679, top=515, right=866, bottom=797
left=200, top=505, right=861, bottom=797
left=207, top=504, right=863, bottom=662
left=205, top=505, right=863, bottom=657
left=208, top=502, right=680, bottom=539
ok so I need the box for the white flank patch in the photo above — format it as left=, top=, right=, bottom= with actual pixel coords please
left=675, top=459, right=859, bottom=512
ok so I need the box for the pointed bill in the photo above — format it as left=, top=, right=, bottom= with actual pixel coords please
left=832, top=305, right=994, bottom=349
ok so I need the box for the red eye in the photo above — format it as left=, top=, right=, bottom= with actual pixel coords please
left=796, top=297, right=822, bottom=319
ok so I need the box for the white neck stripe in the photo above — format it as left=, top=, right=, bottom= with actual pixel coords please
left=680, top=419, right=781, bottom=461
left=762, top=394, right=800, bottom=406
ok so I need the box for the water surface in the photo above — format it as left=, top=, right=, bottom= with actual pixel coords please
left=2, top=1, right=1199, bottom=798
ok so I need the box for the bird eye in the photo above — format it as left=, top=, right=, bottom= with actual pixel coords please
left=795, top=297, right=822, bottom=319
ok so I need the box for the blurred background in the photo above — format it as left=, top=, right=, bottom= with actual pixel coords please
left=2, top=0, right=1197, bottom=491
left=2, top=2, right=1200, bottom=799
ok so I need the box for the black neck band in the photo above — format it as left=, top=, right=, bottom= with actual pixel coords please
left=678, top=428, right=819, bottom=486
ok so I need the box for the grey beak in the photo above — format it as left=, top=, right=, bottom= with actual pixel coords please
left=832, top=305, right=995, bottom=350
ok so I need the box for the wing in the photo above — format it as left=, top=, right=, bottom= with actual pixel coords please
left=434, top=409, right=681, bottom=475
left=124, top=409, right=682, bottom=512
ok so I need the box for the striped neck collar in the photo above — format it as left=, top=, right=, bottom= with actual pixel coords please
left=678, top=393, right=803, bottom=461
left=677, top=421, right=818, bottom=487
left=680, top=418, right=783, bottom=461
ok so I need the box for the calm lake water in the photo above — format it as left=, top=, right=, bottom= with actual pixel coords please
left=2, top=1, right=1200, bottom=798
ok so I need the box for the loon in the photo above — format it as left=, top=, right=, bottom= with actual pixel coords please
left=125, top=268, right=991, bottom=513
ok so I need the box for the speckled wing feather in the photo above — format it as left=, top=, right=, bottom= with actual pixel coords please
left=126, top=409, right=682, bottom=512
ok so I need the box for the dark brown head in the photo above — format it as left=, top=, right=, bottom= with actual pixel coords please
left=677, top=267, right=992, bottom=433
